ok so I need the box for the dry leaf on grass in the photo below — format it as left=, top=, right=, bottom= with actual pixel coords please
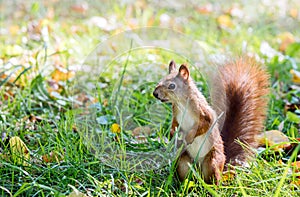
left=51, top=67, right=75, bottom=82
left=9, top=136, right=30, bottom=166
left=222, top=170, right=236, bottom=182
left=42, top=151, right=64, bottom=163
left=217, top=15, right=234, bottom=29
left=132, top=126, right=151, bottom=137
left=257, top=130, right=290, bottom=150
left=290, top=69, right=300, bottom=85
left=277, top=32, right=295, bottom=52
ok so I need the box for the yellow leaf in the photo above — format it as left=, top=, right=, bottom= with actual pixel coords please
left=51, top=67, right=75, bottom=82
left=217, top=15, right=234, bottom=29
left=291, top=161, right=300, bottom=172
left=111, top=123, right=121, bottom=134
left=183, top=179, right=195, bottom=190
left=291, top=179, right=300, bottom=186
left=277, top=32, right=295, bottom=52
left=103, top=99, right=108, bottom=107
left=290, top=69, right=300, bottom=84
left=222, top=170, right=236, bottom=182
left=9, top=25, right=20, bottom=36
left=9, top=136, right=30, bottom=166
left=289, top=8, right=298, bottom=19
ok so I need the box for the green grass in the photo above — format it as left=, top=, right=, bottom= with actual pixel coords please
left=1, top=0, right=300, bottom=196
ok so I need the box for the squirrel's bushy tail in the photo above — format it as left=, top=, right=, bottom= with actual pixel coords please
left=216, top=57, right=270, bottom=165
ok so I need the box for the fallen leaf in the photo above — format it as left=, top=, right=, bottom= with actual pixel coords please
left=132, top=126, right=151, bottom=137
left=9, top=25, right=20, bottom=36
left=42, top=151, right=64, bottom=163
left=47, top=79, right=61, bottom=93
left=217, top=15, right=234, bottom=29
left=103, top=99, right=108, bottom=107
left=51, top=67, right=75, bottom=82
left=278, top=32, right=295, bottom=52
left=67, top=187, right=87, bottom=197
left=285, top=102, right=300, bottom=114
left=278, top=159, right=284, bottom=165
left=257, top=130, right=290, bottom=149
left=290, top=69, right=300, bottom=85
left=291, top=161, right=300, bottom=172
left=9, top=136, right=30, bottom=166
left=222, top=170, right=236, bottom=182
left=196, top=4, right=213, bottom=14
left=289, top=8, right=298, bottom=19
left=291, top=179, right=300, bottom=186
left=71, top=2, right=89, bottom=14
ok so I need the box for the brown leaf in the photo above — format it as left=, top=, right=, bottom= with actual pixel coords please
left=42, top=150, right=64, bottom=163
left=285, top=102, right=300, bottom=114
left=291, top=161, right=300, bottom=172
left=278, top=32, right=295, bottom=52
left=132, top=126, right=151, bottom=137
left=291, top=179, right=300, bottom=186
left=51, top=67, right=75, bottom=82
left=71, top=2, right=89, bottom=14
left=196, top=4, right=213, bottom=15
left=257, top=130, right=290, bottom=150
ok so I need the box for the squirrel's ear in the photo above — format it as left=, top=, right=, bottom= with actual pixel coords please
left=169, top=60, right=176, bottom=74
left=178, top=64, right=189, bottom=81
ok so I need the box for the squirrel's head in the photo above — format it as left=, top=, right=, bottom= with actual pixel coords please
left=153, top=60, right=191, bottom=103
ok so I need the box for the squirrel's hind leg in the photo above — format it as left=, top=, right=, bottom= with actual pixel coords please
left=177, top=151, right=192, bottom=181
left=201, top=148, right=225, bottom=184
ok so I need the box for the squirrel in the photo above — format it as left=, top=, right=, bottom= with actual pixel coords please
left=153, top=58, right=270, bottom=183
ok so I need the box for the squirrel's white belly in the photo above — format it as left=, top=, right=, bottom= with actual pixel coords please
left=176, top=107, right=213, bottom=162
left=176, top=109, right=195, bottom=133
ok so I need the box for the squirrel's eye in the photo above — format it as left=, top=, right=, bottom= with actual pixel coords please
left=168, top=83, right=176, bottom=90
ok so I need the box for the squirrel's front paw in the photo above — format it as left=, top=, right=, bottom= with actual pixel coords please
left=185, top=134, right=195, bottom=145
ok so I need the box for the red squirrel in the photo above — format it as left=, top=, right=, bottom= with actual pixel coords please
left=153, top=58, right=270, bottom=183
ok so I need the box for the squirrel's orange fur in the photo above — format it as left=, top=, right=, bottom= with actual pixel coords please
left=153, top=58, right=270, bottom=183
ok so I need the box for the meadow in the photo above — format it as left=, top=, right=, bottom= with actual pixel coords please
left=0, top=0, right=300, bottom=196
